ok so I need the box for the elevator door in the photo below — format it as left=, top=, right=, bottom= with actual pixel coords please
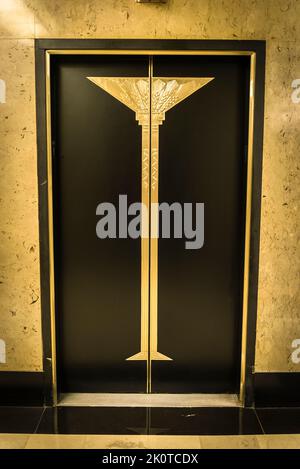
left=52, top=55, right=148, bottom=393
left=151, top=55, right=249, bottom=393
left=52, top=54, right=249, bottom=395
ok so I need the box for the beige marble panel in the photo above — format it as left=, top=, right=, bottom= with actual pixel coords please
left=0, top=39, right=36, bottom=134
left=0, top=37, right=41, bottom=371
left=255, top=40, right=300, bottom=371
left=31, top=0, right=268, bottom=40
left=264, top=0, right=300, bottom=41
left=0, top=0, right=34, bottom=39
left=0, top=129, right=42, bottom=371
left=196, top=0, right=268, bottom=40
left=30, top=0, right=300, bottom=42
left=256, top=318, right=300, bottom=371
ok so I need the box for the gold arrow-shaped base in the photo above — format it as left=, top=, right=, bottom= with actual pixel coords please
left=126, top=351, right=172, bottom=361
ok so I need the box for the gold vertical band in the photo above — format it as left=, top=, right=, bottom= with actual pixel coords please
left=239, top=52, right=256, bottom=405
left=150, top=123, right=159, bottom=358
left=140, top=124, right=150, bottom=360
left=147, top=56, right=153, bottom=393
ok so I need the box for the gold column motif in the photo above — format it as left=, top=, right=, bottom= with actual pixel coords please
left=87, top=74, right=214, bottom=363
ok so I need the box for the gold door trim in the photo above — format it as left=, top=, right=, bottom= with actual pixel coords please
left=45, top=51, right=57, bottom=405
left=47, top=50, right=254, bottom=56
left=45, top=49, right=256, bottom=406
left=239, top=52, right=256, bottom=404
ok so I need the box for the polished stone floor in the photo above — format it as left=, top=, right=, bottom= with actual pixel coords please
left=1, top=433, right=300, bottom=449
left=36, top=407, right=263, bottom=435
left=0, top=407, right=299, bottom=448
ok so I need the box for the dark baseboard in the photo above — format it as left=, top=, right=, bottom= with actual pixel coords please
left=254, top=372, right=300, bottom=407
left=0, top=372, right=45, bottom=406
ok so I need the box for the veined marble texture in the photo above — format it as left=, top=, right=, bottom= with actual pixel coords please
left=0, top=0, right=299, bottom=371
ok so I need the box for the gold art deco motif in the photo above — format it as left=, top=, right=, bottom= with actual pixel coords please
left=87, top=75, right=214, bottom=362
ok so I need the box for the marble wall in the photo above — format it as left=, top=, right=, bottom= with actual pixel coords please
left=0, top=0, right=299, bottom=372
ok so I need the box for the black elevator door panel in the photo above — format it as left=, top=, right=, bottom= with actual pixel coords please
left=152, top=56, right=249, bottom=392
left=52, top=56, right=148, bottom=392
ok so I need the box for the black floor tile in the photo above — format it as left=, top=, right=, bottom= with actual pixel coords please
left=256, top=408, right=300, bottom=434
left=0, top=407, right=44, bottom=434
left=149, top=407, right=263, bottom=435
left=36, top=407, right=147, bottom=434
left=36, top=406, right=263, bottom=435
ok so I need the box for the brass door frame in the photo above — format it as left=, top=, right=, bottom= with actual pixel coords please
left=44, top=47, right=258, bottom=406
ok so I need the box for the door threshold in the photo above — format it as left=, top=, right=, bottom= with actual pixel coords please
left=58, top=393, right=240, bottom=408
